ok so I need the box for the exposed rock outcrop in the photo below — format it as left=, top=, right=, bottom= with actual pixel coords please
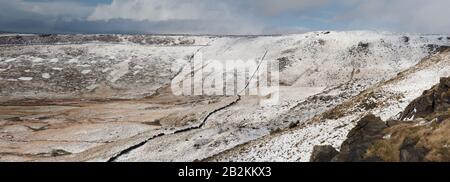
left=312, top=76, right=450, bottom=162
left=333, top=114, right=387, bottom=162
left=310, top=145, right=339, bottom=162
left=400, top=77, right=450, bottom=121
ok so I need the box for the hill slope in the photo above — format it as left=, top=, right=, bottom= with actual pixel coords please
left=0, top=31, right=449, bottom=161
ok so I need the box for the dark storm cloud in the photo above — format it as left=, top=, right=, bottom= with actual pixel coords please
left=0, top=0, right=449, bottom=34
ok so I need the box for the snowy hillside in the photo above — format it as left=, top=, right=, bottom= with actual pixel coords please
left=0, top=31, right=449, bottom=162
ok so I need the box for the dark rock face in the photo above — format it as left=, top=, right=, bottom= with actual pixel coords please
left=333, top=114, right=387, bottom=162
left=424, top=44, right=450, bottom=54
left=310, top=76, right=450, bottom=162
left=399, top=137, right=429, bottom=162
left=401, top=36, right=410, bottom=43
left=386, top=120, right=402, bottom=127
left=349, top=42, right=371, bottom=56
left=277, top=57, right=293, bottom=71
left=310, top=145, right=339, bottom=162
left=400, top=77, right=450, bottom=120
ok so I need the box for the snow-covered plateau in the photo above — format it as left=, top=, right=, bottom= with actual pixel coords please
left=0, top=31, right=449, bottom=162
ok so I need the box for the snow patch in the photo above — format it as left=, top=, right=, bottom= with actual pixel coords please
left=81, top=70, right=92, bottom=75
left=32, top=58, right=44, bottom=63
left=5, top=58, right=16, bottom=63
left=102, top=68, right=111, bottom=73
left=18, top=77, right=33, bottom=81
left=49, top=58, right=59, bottom=63
left=108, top=60, right=130, bottom=83
left=42, top=73, right=51, bottom=79
left=68, top=58, right=79, bottom=63
left=77, top=64, right=91, bottom=68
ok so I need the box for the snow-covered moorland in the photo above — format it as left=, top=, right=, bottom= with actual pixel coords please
left=0, top=31, right=449, bottom=162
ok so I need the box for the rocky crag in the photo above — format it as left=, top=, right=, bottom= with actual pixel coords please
left=311, top=76, right=450, bottom=162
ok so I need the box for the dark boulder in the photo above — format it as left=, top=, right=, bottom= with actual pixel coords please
left=401, top=36, right=410, bottom=43
left=310, top=145, right=339, bottom=162
left=399, top=137, right=429, bottom=162
left=333, top=114, right=387, bottom=162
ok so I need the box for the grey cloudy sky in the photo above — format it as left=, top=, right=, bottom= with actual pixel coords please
left=0, top=0, right=449, bottom=34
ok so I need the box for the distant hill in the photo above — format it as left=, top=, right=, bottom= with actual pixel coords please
left=0, top=30, right=13, bottom=34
